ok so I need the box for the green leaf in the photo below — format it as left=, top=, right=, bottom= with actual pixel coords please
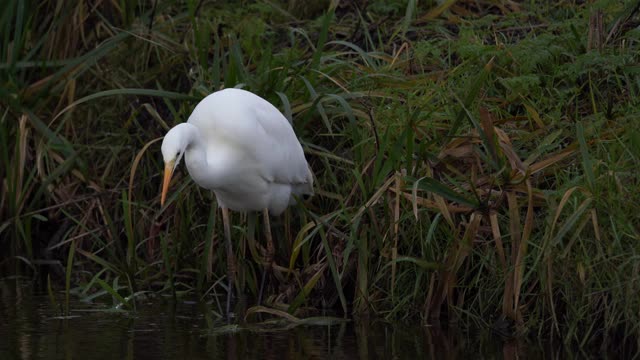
left=412, top=176, right=479, bottom=208
left=288, top=265, right=325, bottom=313
left=53, top=88, right=197, bottom=122
left=384, top=256, right=440, bottom=270
left=95, top=278, right=130, bottom=309
left=577, top=123, right=596, bottom=191
left=319, top=226, right=347, bottom=315
left=65, top=240, right=76, bottom=316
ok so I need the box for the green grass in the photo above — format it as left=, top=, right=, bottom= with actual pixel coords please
left=1, top=0, right=640, bottom=350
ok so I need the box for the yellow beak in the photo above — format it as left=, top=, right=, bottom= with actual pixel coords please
left=161, top=160, right=175, bottom=206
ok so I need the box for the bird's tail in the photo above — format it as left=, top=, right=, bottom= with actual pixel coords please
left=305, top=166, right=314, bottom=196
left=291, top=166, right=314, bottom=202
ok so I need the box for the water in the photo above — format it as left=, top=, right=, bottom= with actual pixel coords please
left=0, top=280, right=590, bottom=359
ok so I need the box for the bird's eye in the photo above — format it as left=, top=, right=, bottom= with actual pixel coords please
left=303, top=194, right=312, bottom=201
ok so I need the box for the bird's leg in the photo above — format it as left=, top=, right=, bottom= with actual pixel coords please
left=222, top=206, right=235, bottom=322
left=258, top=208, right=274, bottom=305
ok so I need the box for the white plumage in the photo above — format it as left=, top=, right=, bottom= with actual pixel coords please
left=160, top=88, right=313, bottom=213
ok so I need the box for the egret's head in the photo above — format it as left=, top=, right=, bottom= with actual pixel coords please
left=160, top=124, right=189, bottom=206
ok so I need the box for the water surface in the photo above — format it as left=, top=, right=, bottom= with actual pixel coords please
left=0, top=280, right=590, bottom=359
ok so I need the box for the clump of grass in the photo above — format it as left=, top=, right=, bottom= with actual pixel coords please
left=1, top=0, right=640, bottom=349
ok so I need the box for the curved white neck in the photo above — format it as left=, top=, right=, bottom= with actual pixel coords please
left=178, top=125, right=207, bottom=185
left=181, top=123, right=232, bottom=190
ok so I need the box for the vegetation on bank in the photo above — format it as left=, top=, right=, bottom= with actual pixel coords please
left=2, top=0, right=639, bottom=348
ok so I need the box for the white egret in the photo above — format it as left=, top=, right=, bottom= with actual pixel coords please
left=160, top=88, right=313, bottom=320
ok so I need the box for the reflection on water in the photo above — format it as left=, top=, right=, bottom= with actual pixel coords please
left=0, top=280, right=588, bottom=359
